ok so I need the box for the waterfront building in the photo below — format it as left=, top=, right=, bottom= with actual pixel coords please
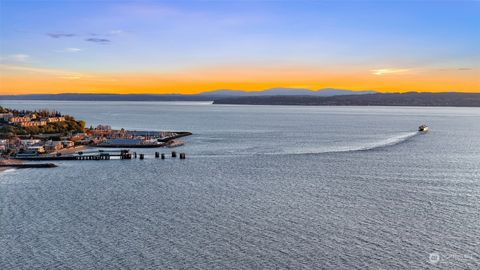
left=20, top=139, right=42, bottom=146
left=19, top=121, right=47, bottom=127
left=62, top=140, right=75, bottom=148
left=44, top=141, right=63, bottom=152
left=0, top=139, right=7, bottom=152
left=96, top=125, right=111, bottom=130
left=0, top=113, right=13, bottom=121
left=102, top=138, right=143, bottom=145
left=27, top=146, right=45, bottom=154
left=46, top=117, right=66, bottom=123
left=9, top=116, right=31, bottom=123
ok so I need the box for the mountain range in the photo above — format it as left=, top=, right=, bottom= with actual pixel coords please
left=197, top=88, right=376, bottom=97
left=0, top=88, right=376, bottom=101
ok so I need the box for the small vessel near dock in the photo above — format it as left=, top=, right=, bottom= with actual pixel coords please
left=165, top=140, right=185, bottom=148
left=418, top=124, right=428, bottom=132
left=92, top=131, right=192, bottom=148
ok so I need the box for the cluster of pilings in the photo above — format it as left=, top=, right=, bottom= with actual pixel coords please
left=131, top=151, right=186, bottom=160
left=75, top=154, right=111, bottom=160
left=170, top=151, right=187, bottom=159
left=120, top=150, right=132, bottom=159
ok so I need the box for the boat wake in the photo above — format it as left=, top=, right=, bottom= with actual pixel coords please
left=287, top=131, right=420, bottom=155
left=190, top=131, right=421, bottom=158
left=0, top=168, right=17, bottom=174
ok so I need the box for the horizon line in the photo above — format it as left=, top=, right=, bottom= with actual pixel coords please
left=2, top=89, right=480, bottom=96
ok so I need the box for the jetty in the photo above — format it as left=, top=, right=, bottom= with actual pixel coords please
left=13, top=149, right=132, bottom=161
left=95, top=141, right=165, bottom=148
left=157, top=132, right=192, bottom=142
left=92, top=131, right=192, bottom=148
left=0, top=163, right=57, bottom=169
left=0, top=159, right=57, bottom=169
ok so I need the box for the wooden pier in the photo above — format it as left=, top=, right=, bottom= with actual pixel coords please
left=13, top=150, right=187, bottom=162
left=14, top=149, right=132, bottom=161
left=0, top=163, right=57, bottom=168
left=157, top=132, right=192, bottom=142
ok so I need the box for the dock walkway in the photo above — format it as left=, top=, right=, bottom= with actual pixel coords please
left=14, top=150, right=132, bottom=161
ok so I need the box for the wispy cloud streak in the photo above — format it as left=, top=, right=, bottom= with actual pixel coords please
left=85, top=38, right=111, bottom=44
left=0, top=64, right=86, bottom=80
left=47, top=33, right=75, bottom=38
left=64, top=48, right=82, bottom=52
left=371, top=68, right=409, bottom=76
left=0, top=54, right=30, bottom=63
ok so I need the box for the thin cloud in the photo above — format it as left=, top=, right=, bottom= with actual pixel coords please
left=47, top=33, right=75, bottom=38
left=85, top=38, right=111, bottom=44
left=437, top=67, right=474, bottom=71
left=1, top=64, right=118, bottom=83
left=64, top=48, right=83, bottom=52
left=0, top=64, right=86, bottom=80
left=109, top=30, right=124, bottom=35
left=371, top=68, right=409, bottom=76
left=89, top=30, right=124, bottom=37
left=0, top=54, right=30, bottom=63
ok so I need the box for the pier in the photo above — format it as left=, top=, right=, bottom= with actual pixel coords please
left=0, top=163, right=57, bottom=169
left=158, top=132, right=192, bottom=142
left=14, top=149, right=132, bottom=161
left=12, top=149, right=189, bottom=161
left=92, top=131, right=192, bottom=148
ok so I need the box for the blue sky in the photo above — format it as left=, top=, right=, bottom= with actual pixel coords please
left=0, top=0, right=479, bottom=93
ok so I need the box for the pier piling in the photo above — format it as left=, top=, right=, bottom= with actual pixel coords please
left=134, top=152, right=137, bottom=159
left=155, top=152, right=159, bottom=158
left=161, top=153, right=165, bottom=159
left=139, top=154, right=144, bottom=160
left=171, top=151, right=177, bottom=158
left=179, top=153, right=186, bottom=159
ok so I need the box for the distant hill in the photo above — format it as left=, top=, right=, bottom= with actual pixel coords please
left=2, top=91, right=479, bottom=107
left=198, top=88, right=376, bottom=97
left=0, top=93, right=212, bottom=101
left=0, top=88, right=376, bottom=101
left=213, top=92, right=480, bottom=107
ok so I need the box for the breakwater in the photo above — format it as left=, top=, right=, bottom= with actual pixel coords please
left=0, top=163, right=57, bottom=169
left=13, top=150, right=132, bottom=161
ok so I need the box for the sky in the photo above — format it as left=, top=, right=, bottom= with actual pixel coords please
left=0, top=0, right=479, bottom=94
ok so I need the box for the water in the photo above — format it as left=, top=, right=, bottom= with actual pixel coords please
left=1, top=101, right=479, bottom=269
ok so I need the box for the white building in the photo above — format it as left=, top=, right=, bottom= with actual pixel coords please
left=0, top=113, right=13, bottom=121
left=20, top=139, right=42, bottom=146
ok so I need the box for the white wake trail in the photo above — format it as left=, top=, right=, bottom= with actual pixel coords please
left=287, top=131, right=420, bottom=155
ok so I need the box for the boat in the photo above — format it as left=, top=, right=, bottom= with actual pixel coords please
left=418, top=125, right=428, bottom=132
left=166, top=140, right=185, bottom=148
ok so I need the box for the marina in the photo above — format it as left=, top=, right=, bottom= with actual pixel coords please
left=1, top=106, right=192, bottom=166
left=11, top=149, right=186, bottom=161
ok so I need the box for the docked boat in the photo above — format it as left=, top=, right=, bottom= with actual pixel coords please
left=166, top=140, right=185, bottom=148
left=418, top=125, right=428, bottom=132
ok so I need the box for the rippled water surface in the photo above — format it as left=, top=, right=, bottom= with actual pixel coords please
left=1, top=101, right=479, bottom=269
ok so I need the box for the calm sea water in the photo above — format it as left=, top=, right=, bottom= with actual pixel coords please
left=1, top=100, right=479, bottom=269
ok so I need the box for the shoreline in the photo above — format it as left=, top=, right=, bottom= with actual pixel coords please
left=0, top=159, right=57, bottom=171
left=0, top=159, right=22, bottom=172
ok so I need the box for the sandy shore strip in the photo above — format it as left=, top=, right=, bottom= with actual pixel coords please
left=0, top=159, right=23, bottom=172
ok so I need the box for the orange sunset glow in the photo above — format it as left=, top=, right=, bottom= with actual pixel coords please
left=1, top=65, right=478, bottom=94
